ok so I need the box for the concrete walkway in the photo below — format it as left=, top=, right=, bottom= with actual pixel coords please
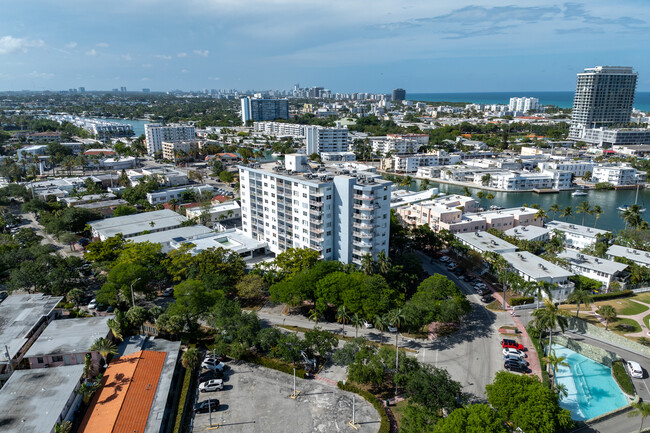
left=564, top=300, right=650, bottom=338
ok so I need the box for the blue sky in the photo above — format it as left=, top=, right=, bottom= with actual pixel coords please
left=1, top=1, right=649, bottom=93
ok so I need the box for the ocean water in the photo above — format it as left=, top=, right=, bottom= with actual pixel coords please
left=409, top=91, right=650, bottom=112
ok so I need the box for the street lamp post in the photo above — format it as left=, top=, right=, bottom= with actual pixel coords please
left=130, top=277, right=141, bottom=307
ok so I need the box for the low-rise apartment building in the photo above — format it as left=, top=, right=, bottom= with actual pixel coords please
left=501, top=251, right=575, bottom=302
left=546, top=220, right=610, bottom=250
left=607, top=245, right=650, bottom=268
left=558, top=250, right=627, bottom=291
left=146, top=184, right=214, bottom=205
left=591, top=164, right=645, bottom=186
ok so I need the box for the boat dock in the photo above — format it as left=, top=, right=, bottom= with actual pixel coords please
left=533, top=189, right=559, bottom=194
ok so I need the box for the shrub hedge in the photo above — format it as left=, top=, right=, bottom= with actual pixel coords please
left=612, top=360, right=635, bottom=396
left=243, top=353, right=306, bottom=379
left=590, top=290, right=634, bottom=302
left=511, top=296, right=534, bottom=306
left=172, top=346, right=195, bottom=433
left=337, top=381, right=390, bottom=433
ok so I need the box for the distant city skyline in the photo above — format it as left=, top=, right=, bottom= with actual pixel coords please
left=1, top=1, right=650, bottom=92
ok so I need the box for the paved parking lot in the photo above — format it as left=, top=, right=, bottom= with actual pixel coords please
left=192, top=362, right=380, bottom=433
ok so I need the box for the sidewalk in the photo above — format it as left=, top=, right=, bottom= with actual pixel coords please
left=491, top=289, right=543, bottom=381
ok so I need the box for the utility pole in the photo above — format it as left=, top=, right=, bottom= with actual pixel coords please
left=130, top=277, right=141, bottom=306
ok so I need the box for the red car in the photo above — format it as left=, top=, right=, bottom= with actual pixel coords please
left=501, top=339, right=524, bottom=351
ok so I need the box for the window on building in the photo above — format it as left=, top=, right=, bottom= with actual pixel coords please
left=37, top=357, right=44, bottom=364
left=52, top=355, right=63, bottom=363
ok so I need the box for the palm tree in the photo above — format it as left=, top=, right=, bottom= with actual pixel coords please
left=555, top=382, right=569, bottom=400
left=597, top=305, right=617, bottom=330
left=567, top=289, right=593, bottom=318
left=376, top=251, right=390, bottom=275
left=560, top=206, right=573, bottom=221
left=576, top=201, right=592, bottom=225
left=527, top=281, right=554, bottom=309
left=534, top=208, right=548, bottom=224
left=350, top=313, right=364, bottom=338
left=360, top=253, right=374, bottom=275
left=373, top=314, right=388, bottom=344
left=592, top=205, right=603, bottom=228
left=386, top=308, right=406, bottom=393
left=542, top=348, right=570, bottom=387
left=622, top=204, right=643, bottom=230
left=168, top=198, right=179, bottom=212
left=90, top=337, right=117, bottom=366
left=181, top=347, right=202, bottom=370
left=106, top=318, right=123, bottom=341
left=308, top=309, right=321, bottom=328
left=531, top=299, right=570, bottom=351
left=628, top=401, right=650, bottom=432
left=549, top=203, right=560, bottom=221
left=463, top=186, right=472, bottom=197
left=485, top=193, right=495, bottom=207
left=336, top=306, right=350, bottom=337
left=476, top=191, right=484, bottom=200
left=54, top=421, right=72, bottom=433
left=481, top=173, right=492, bottom=186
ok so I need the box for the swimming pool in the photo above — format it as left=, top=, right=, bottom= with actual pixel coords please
left=552, top=344, right=629, bottom=421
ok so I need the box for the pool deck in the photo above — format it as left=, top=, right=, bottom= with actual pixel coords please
left=491, top=290, right=543, bottom=381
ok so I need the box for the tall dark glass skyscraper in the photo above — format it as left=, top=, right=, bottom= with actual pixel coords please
left=392, top=88, right=406, bottom=101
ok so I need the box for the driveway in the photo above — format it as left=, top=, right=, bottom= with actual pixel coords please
left=192, top=361, right=380, bottom=433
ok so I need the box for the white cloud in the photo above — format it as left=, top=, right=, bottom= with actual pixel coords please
left=154, top=54, right=172, bottom=60
left=96, top=42, right=110, bottom=47
left=177, top=52, right=187, bottom=58
left=0, top=35, right=44, bottom=55
left=122, top=54, right=133, bottom=61
left=28, top=71, right=54, bottom=79
left=141, top=63, right=152, bottom=68
left=141, top=77, right=151, bottom=81
left=85, top=48, right=97, bottom=56
left=181, top=69, right=189, bottom=73
left=208, top=76, right=221, bottom=81
left=194, top=49, right=209, bottom=57
left=65, top=42, right=78, bottom=49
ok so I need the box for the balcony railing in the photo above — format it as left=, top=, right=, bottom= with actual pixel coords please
left=353, top=214, right=372, bottom=221
left=353, top=222, right=374, bottom=230
left=353, top=204, right=374, bottom=211
left=353, top=231, right=373, bottom=239
left=353, top=240, right=373, bottom=248
left=309, top=200, right=324, bottom=207
left=353, top=194, right=374, bottom=201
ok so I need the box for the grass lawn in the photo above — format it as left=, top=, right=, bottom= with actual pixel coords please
left=594, top=298, right=649, bottom=316
left=391, top=399, right=410, bottom=429
left=643, top=313, right=650, bottom=330
left=486, top=300, right=504, bottom=312
left=634, top=292, right=650, bottom=304
left=576, top=313, right=642, bottom=337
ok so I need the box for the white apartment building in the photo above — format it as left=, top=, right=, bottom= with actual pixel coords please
left=185, top=201, right=241, bottom=226
left=501, top=251, right=575, bottom=302
left=146, top=184, right=214, bottom=205
left=321, top=152, right=356, bottom=162
left=546, top=220, right=610, bottom=250
left=607, top=245, right=650, bottom=268
left=393, top=154, right=451, bottom=173
left=509, top=97, right=540, bottom=112
left=253, top=122, right=306, bottom=137
left=126, top=167, right=189, bottom=187
left=541, top=169, right=573, bottom=190
left=455, top=231, right=518, bottom=255
left=558, top=250, right=627, bottom=291
left=162, top=140, right=199, bottom=161
left=537, top=161, right=596, bottom=177
left=372, top=134, right=427, bottom=156
left=480, top=171, right=553, bottom=191
left=591, top=164, right=645, bottom=186
left=238, top=154, right=392, bottom=264
left=144, top=124, right=196, bottom=155
left=305, top=125, right=349, bottom=155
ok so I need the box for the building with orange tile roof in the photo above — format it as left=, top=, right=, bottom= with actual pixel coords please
left=79, top=338, right=181, bottom=433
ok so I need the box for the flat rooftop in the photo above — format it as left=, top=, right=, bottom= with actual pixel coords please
left=390, top=188, right=439, bottom=208
left=546, top=220, right=609, bottom=238
left=504, top=225, right=550, bottom=241
left=607, top=244, right=650, bottom=267
left=76, top=198, right=128, bottom=210
left=470, top=206, right=539, bottom=218
left=0, top=294, right=62, bottom=363
left=455, top=231, right=518, bottom=254
left=0, top=364, right=85, bottom=433
left=501, top=251, right=574, bottom=281
left=130, top=225, right=214, bottom=252
left=558, top=250, right=628, bottom=275
left=89, top=209, right=188, bottom=238
left=174, top=228, right=267, bottom=256
left=24, top=317, right=110, bottom=358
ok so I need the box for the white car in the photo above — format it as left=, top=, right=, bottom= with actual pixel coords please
left=201, top=359, right=226, bottom=372
left=387, top=325, right=397, bottom=333
left=440, top=256, right=450, bottom=262
left=627, top=360, right=644, bottom=379
left=363, top=321, right=374, bottom=329
left=199, top=379, right=224, bottom=392
left=88, top=299, right=97, bottom=310
left=503, top=348, right=526, bottom=358
left=474, top=282, right=487, bottom=288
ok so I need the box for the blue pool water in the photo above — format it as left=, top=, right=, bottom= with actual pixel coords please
left=552, top=344, right=628, bottom=421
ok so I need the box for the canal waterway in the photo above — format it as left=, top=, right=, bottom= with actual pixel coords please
left=401, top=179, right=650, bottom=233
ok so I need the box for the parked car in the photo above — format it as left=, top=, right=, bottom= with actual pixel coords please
left=453, top=268, right=463, bottom=276
left=363, top=321, right=374, bottom=329
left=474, top=282, right=487, bottom=289
left=87, top=299, right=97, bottom=310
left=627, top=360, right=644, bottom=379
left=96, top=303, right=108, bottom=312
left=201, top=359, right=226, bottom=372
left=194, top=399, right=220, bottom=413
left=0, top=291, right=7, bottom=302
left=504, top=354, right=528, bottom=366
left=163, top=287, right=174, bottom=297
left=504, top=361, right=528, bottom=373
left=503, top=348, right=526, bottom=358
left=199, top=379, right=224, bottom=392
left=199, top=370, right=224, bottom=382
left=106, top=305, right=115, bottom=313
left=477, top=289, right=491, bottom=296
left=387, top=325, right=397, bottom=333
left=440, top=256, right=450, bottom=262
left=481, top=295, right=495, bottom=303
left=501, top=339, right=524, bottom=351
left=204, top=354, right=226, bottom=363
